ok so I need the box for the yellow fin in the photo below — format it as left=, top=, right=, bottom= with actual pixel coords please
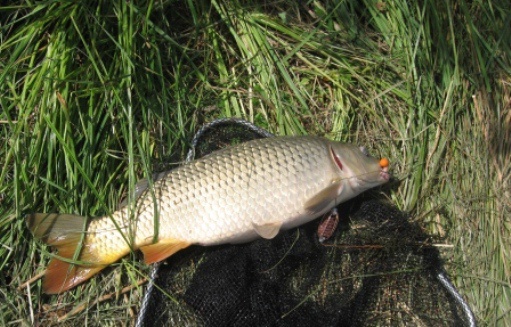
left=26, top=213, right=120, bottom=294
left=43, top=260, right=106, bottom=294
left=252, top=221, right=282, bottom=239
left=303, top=181, right=342, bottom=215
left=140, top=239, right=191, bottom=264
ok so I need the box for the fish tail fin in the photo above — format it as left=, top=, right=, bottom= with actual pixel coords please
left=26, top=213, right=110, bottom=294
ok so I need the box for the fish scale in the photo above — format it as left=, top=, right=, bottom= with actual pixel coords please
left=27, top=135, right=390, bottom=293
left=146, top=137, right=324, bottom=243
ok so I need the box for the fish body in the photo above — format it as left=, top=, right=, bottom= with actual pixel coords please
left=27, top=136, right=390, bottom=293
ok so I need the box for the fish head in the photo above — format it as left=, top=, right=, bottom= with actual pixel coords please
left=329, top=142, right=390, bottom=194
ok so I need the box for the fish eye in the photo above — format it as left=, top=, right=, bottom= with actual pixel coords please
left=359, top=146, right=370, bottom=156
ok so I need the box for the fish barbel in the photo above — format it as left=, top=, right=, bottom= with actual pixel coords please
left=27, top=136, right=390, bottom=293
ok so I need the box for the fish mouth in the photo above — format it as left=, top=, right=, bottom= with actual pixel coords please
left=380, top=166, right=390, bottom=181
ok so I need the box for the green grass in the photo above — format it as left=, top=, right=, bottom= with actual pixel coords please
left=1, top=0, right=510, bottom=325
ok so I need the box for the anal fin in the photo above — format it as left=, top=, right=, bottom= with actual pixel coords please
left=140, top=239, right=191, bottom=264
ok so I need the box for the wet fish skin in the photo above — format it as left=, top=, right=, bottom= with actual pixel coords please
left=27, top=135, right=390, bottom=293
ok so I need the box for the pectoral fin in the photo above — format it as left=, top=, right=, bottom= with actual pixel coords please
left=304, top=181, right=343, bottom=215
left=140, top=239, right=191, bottom=264
left=253, top=222, right=283, bottom=239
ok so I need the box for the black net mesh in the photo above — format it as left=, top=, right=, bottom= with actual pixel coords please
left=137, top=119, right=474, bottom=327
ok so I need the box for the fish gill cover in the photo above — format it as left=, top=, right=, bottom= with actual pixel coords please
left=136, top=119, right=474, bottom=327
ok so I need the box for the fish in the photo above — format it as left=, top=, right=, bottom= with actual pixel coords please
left=27, top=136, right=390, bottom=294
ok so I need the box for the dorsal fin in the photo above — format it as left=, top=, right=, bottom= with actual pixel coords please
left=118, top=171, right=168, bottom=208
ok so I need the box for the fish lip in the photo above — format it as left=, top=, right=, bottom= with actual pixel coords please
left=380, top=167, right=390, bottom=181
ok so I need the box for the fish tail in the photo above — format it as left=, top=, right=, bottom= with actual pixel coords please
left=26, top=213, right=111, bottom=294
